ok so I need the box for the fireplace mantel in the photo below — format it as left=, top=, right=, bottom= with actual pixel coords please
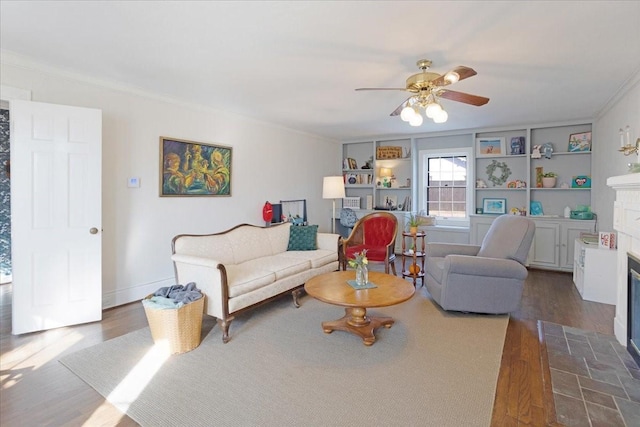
left=607, top=173, right=640, bottom=345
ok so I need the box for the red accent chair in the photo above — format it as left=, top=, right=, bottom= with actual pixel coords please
left=340, top=212, right=398, bottom=275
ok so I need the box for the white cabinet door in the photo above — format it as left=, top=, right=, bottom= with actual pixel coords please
left=561, top=222, right=593, bottom=269
left=530, top=221, right=560, bottom=268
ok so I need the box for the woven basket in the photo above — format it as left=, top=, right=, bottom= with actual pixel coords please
left=143, top=294, right=205, bottom=354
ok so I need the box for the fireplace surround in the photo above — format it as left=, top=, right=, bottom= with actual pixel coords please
left=628, top=253, right=640, bottom=365
left=607, top=173, right=640, bottom=347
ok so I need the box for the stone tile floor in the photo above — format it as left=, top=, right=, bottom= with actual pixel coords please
left=542, top=321, right=640, bottom=426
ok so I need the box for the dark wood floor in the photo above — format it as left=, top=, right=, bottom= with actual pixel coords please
left=0, top=267, right=615, bottom=426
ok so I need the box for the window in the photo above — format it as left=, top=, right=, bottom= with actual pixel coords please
left=419, top=148, right=473, bottom=226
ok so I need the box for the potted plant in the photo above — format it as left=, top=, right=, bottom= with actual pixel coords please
left=406, top=213, right=423, bottom=235
left=542, top=172, right=557, bottom=188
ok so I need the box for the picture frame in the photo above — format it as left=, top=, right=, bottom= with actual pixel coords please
left=160, top=136, right=232, bottom=197
left=476, top=137, right=506, bottom=157
left=347, top=158, right=358, bottom=169
left=509, top=137, right=526, bottom=155
left=572, top=175, right=592, bottom=188
left=376, top=146, right=403, bottom=160
left=568, top=132, right=592, bottom=152
left=482, top=198, right=507, bottom=215
left=530, top=201, right=544, bottom=216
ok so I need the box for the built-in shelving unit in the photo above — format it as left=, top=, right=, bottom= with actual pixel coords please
left=474, top=122, right=592, bottom=216
left=341, top=120, right=594, bottom=268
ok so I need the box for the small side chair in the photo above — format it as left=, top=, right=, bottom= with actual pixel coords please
left=341, top=212, right=398, bottom=275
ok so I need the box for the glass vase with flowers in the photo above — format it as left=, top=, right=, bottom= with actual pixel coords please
left=348, top=250, right=369, bottom=287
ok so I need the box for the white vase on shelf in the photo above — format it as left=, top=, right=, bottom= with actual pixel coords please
left=542, top=177, right=556, bottom=188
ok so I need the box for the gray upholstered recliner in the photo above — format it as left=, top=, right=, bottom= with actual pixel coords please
left=424, top=215, right=535, bottom=314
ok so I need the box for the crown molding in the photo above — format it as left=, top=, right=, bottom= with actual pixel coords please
left=0, top=50, right=337, bottom=142
left=595, top=66, right=640, bottom=119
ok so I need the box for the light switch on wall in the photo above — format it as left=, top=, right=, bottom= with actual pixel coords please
left=127, top=177, right=140, bottom=188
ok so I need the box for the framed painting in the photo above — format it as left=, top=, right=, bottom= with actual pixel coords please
left=530, top=201, right=544, bottom=216
left=482, top=198, right=507, bottom=215
left=476, top=137, right=506, bottom=157
left=160, top=136, right=232, bottom=196
left=568, top=132, right=592, bottom=152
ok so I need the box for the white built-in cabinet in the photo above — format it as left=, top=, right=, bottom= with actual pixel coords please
left=470, top=215, right=596, bottom=272
left=573, top=239, right=617, bottom=304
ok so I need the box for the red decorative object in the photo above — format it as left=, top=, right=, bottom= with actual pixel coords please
left=262, top=201, right=273, bottom=223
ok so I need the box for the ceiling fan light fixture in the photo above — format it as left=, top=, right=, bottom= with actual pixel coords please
left=409, top=113, right=423, bottom=127
left=444, top=71, right=460, bottom=84
left=400, top=105, right=415, bottom=122
left=433, top=109, right=448, bottom=123
left=425, top=102, right=442, bottom=119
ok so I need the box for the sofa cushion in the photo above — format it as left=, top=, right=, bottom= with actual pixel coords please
left=280, top=249, right=337, bottom=269
left=250, top=254, right=310, bottom=280
left=225, top=265, right=276, bottom=298
left=287, top=225, right=318, bottom=251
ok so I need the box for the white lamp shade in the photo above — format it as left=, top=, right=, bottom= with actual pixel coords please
left=322, top=176, right=346, bottom=199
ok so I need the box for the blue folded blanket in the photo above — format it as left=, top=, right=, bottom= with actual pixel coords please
left=142, top=282, right=203, bottom=310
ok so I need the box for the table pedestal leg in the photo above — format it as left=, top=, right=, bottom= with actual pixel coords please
left=321, top=307, right=394, bottom=346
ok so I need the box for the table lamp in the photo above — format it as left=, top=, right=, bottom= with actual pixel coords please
left=322, top=176, right=346, bottom=233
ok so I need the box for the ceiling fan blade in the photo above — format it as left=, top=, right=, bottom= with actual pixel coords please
left=390, top=96, right=416, bottom=116
left=439, top=89, right=489, bottom=106
left=355, top=87, right=411, bottom=91
left=430, top=66, right=478, bottom=87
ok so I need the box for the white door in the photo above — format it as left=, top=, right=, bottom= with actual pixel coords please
left=11, top=100, right=102, bottom=335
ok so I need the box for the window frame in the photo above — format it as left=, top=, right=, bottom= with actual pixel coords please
left=418, top=147, right=474, bottom=227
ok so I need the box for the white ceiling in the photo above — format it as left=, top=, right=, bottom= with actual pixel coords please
left=1, top=1, right=639, bottom=141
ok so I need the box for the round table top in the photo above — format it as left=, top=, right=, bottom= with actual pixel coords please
left=304, top=271, right=415, bottom=309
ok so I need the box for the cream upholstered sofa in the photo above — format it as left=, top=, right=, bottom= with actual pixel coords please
left=171, top=222, right=340, bottom=343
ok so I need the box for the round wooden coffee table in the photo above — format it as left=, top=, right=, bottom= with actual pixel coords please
left=304, top=271, right=415, bottom=346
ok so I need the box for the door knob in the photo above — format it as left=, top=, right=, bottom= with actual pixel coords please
left=89, top=227, right=99, bottom=234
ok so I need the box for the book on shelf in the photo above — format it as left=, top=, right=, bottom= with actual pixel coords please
left=344, top=173, right=372, bottom=185
left=580, top=232, right=598, bottom=245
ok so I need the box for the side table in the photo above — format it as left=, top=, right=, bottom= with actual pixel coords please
left=401, top=231, right=425, bottom=286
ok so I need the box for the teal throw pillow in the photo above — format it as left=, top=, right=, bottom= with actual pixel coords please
left=287, top=225, right=318, bottom=251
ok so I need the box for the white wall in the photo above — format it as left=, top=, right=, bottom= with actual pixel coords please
left=1, top=56, right=341, bottom=308
left=593, top=71, right=640, bottom=232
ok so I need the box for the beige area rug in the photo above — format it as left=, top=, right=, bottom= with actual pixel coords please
left=60, top=287, right=508, bottom=427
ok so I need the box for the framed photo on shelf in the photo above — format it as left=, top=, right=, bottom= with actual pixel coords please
left=347, top=158, right=358, bottom=169
left=476, top=137, right=506, bottom=157
left=568, top=132, right=592, bottom=152
left=530, top=201, right=544, bottom=216
left=482, top=198, right=507, bottom=215
left=509, top=137, right=526, bottom=155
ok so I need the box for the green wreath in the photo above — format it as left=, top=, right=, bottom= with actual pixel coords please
left=486, top=160, right=511, bottom=187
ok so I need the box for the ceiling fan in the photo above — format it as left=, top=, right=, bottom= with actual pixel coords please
left=356, top=59, right=490, bottom=126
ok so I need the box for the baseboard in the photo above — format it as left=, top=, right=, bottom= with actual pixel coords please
left=615, top=315, right=627, bottom=346
left=102, top=277, right=175, bottom=309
